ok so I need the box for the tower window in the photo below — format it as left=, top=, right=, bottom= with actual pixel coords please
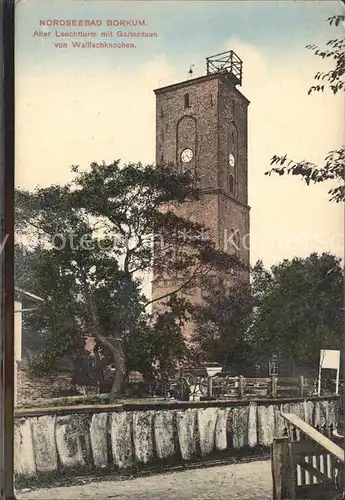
left=160, top=106, right=164, bottom=118
left=184, top=93, right=190, bottom=108
left=229, top=174, right=234, bottom=193
left=210, top=94, right=214, bottom=106
left=231, top=99, right=235, bottom=113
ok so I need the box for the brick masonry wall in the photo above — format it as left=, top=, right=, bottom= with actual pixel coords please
left=16, top=361, right=73, bottom=408
left=152, top=74, right=250, bottom=338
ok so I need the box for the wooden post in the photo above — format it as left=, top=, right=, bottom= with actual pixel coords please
left=207, top=376, right=213, bottom=398
left=299, top=376, right=304, bottom=398
left=271, top=437, right=296, bottom=500
left=238, top=375, right=244, bottom=398
left=271, top=376, right=278, bottom=398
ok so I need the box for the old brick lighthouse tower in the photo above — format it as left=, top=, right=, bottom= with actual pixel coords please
left=151, top=51, right=250, bottom=335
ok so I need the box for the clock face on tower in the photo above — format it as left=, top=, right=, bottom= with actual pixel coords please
left=229, top=153, right=236, bottom=168
left=181, top=148, right=193, bottom=163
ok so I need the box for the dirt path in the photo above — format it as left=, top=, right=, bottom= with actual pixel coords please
left=17, top=460, right=272, bottom=500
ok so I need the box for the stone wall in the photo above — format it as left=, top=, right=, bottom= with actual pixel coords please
left=16, top=362, right=73, bottom=408
left=14, top=396, right=338, bottom=485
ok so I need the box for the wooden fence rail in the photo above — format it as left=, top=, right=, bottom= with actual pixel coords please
left=271, top=412, right=344, bottom=499
left=178, top=374, right=316, bottom=400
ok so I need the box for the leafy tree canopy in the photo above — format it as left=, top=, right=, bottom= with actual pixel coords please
left=192, top=278, right=253, bottom=369
left=247, top=253, right=343, bottom=375
left=15, top=160, right=241, bottom=394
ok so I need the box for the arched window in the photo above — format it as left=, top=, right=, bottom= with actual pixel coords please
left=229, top=174, right=234, bottom=193
left=184, top=93, right=190, bottom=109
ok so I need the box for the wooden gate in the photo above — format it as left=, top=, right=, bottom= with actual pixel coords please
left=271, top=412, right=344, bottom=499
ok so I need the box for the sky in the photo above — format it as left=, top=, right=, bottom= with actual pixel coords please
left=15, top=0, right=345, bottom=280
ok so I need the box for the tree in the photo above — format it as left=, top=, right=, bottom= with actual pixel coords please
left=14, top=244, right=49, bottom=359
left=14, top=243, right=40, bottom=291
left=247, top=253, right=343, bottom=376
left=266, top=15, right=345, bottom=203
left=16, top=160, right=241, bottom=395
left=192, top=278, right=253, bottom=369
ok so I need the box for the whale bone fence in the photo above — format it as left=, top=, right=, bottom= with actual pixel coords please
left=14, top=398, right=338, bottom=482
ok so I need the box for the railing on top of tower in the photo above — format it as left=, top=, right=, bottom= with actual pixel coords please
left=206, top=50, right=243, bottom=86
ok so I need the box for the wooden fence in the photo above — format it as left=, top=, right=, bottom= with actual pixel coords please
left=176, top=374, right=316, bottom=400
left=271, top=412, right=344, bottom=499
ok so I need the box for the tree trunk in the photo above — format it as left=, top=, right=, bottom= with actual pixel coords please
left=81, top=273, right=126, bottom=397
left=109, top=338, right=126, bottom=398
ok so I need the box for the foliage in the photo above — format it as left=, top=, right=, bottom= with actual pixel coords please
left=193, top=253, right=343, bottom=376
left=150, top=310, right=189, bottom=379
left=247, top=253, right=343, bottom=374
left=307, top=15, right=345, bottom=95
left=268, top=148, right=345, bottom=203
left=14, top=244, right=49, bottom=359
left=192, top=277, right=253, bottom=368
left=15, top=161, right=241, bottom=393
left=266, top=15, right=345, bottom=203
left=15, top=243, right=41, bottom=291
